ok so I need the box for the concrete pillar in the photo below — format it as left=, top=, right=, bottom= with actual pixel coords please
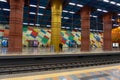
left=103, top=13, right=112, bottom=51
left=80, top=6, right=91, bottom=51
left=51, top=0, right=62, bottom=52
left=8, top=0, right=24, bottom=52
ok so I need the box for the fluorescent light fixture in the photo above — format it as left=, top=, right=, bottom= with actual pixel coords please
left=76, top=4, right=83, bottom=7
left=29, top=12, right=36, bottom=15
left=92, top=15, right=97, bottom=18
left=116, top=24, right=119, bottom=26
left=0, top=0, right=7, bottom=2
left=97, top=8, right=108, bottom=13
left=112, top=19, right=115, bottom=21
left=3, top=8, right=10, bottom=11
left=30, top=5, right=45, bottom=9
left=39, top=6, right=45, bottom=9
left=90, top=15, right=92, bottom=17
left=79, top=28, right=81, bottom=30
left=47, top=25, right=51, bottom=27
left=113, top=24, right=118, bottom=26
left=103, top=0, right=109, bottom=3
left=38, top=13, right=43, bottom=16
left=74, top=28, right=78, bottom=29
left=95, top=30, right=99, bottom=31
left=29, top=23, right=34, bottom=25
left=117, top=25, right=119, bottom=26
left=90, top=29, right=93, bottom=31
left=35, top=24, right=40, bottom=26
left=69, top=2, right=76, bottom=6
left=116, top=3, right=120, bottom=6
left=66, top=27, right=70, bottom=29
left=110, top=1, right=116, bottom=4
left=69, top=11, right=75, bottom=14
left=90, top=15, right=97, bottom=18
left=102, top=10, right=108, bottom=13
left=118, top=13, right=120, bottom=16
left=97, top=9, right=102, bottom=11
left=64, top=17, right=69, bottom=19
left=63, top=10, right=68, bottom=13
left=62, top=26, right=65, bottom=28
left=30, top=4, right=37, bottom=7
left=23, top=23, right=28, bottom=25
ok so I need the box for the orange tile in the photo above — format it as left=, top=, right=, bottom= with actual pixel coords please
left=64, top=75, right=72, bottom=80
left=52, top=77, right=59, bottom=80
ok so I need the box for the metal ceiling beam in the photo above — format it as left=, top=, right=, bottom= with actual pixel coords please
left=28, top=0, right=30, bottom=26
left=0, top=4, right=9, bottom=24
left=40, top=0, right=51, bottom=26
left=62, top=0, right=71, bottom=9
left=34, top=0, right=40, bottom=26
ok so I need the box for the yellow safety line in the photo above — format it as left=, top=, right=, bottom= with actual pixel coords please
left=3, top=65, right=120, bottom=80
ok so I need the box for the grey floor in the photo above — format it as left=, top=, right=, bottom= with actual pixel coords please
left=0, top=47, right=120, bottom=55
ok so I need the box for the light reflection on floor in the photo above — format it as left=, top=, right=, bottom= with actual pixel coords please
left=0, top=47, right=120, bottom=55
left=1, top=64, right=120, bottom=80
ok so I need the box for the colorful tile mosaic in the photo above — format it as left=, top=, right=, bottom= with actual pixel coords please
left=38, top=69, right=120, bottom=80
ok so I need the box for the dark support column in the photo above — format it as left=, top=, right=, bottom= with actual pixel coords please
left=80, top=6, right=91, bottom=51
left=8, top=0, right=24, bottom=52
left=103, top=13, right=112, bottom=51
left=35, top=0, right=40, bottom=26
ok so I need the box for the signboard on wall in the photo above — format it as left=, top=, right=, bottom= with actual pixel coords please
left=113, top=43, right=119, bottom=48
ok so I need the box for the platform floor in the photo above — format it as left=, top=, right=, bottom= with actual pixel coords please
left=0, top=47, right=120, bottom=56
left=1, top=64, right=120, bottom=80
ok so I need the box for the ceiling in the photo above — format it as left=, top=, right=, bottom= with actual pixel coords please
left=0, top=0, right=120, bottom=31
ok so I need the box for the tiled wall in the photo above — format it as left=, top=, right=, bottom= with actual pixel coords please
left=23, top=26, right=103, bottom=48
left=0, top=25, right=103, bottom=48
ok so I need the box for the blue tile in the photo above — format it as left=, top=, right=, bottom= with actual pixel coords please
left=104, top=77, right=112, bottom=80
left=58, top=76, right=67, bottom=80
left=89, top=72, right=100, bottom=80
left=80, top=73, right=87, bottom=77
left=70, top=75, right=79, bottom=80
left=90, top=72, right=95, bottom=75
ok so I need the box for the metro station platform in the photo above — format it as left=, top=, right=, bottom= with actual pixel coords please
left=0, top=48, right=119, bottom=79
left=0, top=47, right=120, bottom=56
left=1, top=0, right=120, bottom=79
